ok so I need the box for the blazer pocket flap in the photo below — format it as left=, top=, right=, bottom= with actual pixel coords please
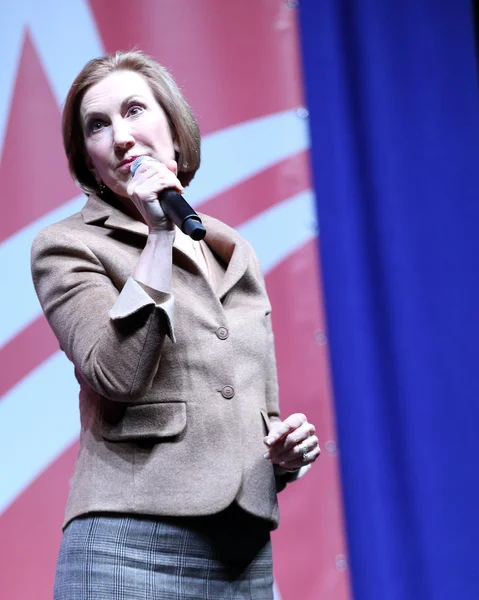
left=102, top=401, right=186, bottom=442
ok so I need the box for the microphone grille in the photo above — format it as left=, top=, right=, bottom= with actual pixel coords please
left=130, top=156, right=150, bottom=176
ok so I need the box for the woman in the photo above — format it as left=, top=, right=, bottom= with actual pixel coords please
left=31, top=50, right=320, bottom=599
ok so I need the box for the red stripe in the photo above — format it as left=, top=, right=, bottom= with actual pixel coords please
left=198, top=151, right=311, bottom=228
left=0, top=32, right=79, bottom=243
left=0, top=441, right=78, bottom=600
left=0, top=316, right=59, bottom=400
left=88, top=0, right=305, bottom=135
left=265, top=241, right=352, bottom=600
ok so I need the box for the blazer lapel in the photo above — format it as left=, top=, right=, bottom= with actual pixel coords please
left=200, top=214, right=249, bottom=300
left=82, top=194, right=148, bottom=237
left=81, top=196, right=250, bottom=300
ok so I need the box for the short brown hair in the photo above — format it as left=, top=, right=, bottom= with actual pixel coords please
left=62, top=50, right=201, bottom=195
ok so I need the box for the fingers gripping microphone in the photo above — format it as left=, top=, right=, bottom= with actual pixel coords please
left=130, top=156, right=206, bottom=241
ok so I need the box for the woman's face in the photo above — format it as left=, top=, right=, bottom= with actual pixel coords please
left=80, top=69, right=176, bottom=198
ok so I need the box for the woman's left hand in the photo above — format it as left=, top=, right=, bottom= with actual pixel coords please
left=263, top=413, right=320, bottom=472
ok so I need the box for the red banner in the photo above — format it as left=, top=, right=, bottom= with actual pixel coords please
left=0, top=2, right=350, bottom=598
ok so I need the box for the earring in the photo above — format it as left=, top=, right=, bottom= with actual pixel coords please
left=98, top=180, right=106, bottom=196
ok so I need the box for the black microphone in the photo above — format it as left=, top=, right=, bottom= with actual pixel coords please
left=130, top=156, right=206, bottom=241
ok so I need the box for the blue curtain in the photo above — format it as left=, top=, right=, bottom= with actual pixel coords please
left=299, top=1, right=479, bottom=599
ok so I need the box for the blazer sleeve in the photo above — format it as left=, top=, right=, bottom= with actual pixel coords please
left=31, top=225, right=175, bottom=402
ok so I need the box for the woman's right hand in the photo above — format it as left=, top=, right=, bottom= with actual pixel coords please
left=126, top=157, right=184, bottom=233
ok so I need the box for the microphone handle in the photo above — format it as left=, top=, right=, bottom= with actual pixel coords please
left=159, top=189, right=206, bottom=241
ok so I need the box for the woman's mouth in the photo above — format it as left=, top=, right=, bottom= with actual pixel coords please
left=117, top=156, right=139, bottom=172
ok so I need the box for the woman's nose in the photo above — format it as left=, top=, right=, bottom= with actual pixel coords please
left=112, top=121, right=135, bottom=150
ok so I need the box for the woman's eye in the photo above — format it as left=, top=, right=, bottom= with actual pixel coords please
left=89, top=120, right=104, bottom=133
left=128, top=105, right=143, bottom=117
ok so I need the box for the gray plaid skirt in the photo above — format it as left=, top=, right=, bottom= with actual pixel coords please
left=54, top=504, right=273, bottom=599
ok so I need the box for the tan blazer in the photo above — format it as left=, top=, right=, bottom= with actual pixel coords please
left=31, top=194, right=290, bottom=530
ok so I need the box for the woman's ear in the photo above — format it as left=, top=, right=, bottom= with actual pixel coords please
left=174, top=142, right=187, bottom=172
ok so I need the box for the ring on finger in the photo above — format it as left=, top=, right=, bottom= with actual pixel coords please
left=297, top=442, right=309, bottom=462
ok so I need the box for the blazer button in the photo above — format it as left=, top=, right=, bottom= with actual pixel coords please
left=216, top=326, right=229, bottom=340
left=221, top=385, right=235, bottom=399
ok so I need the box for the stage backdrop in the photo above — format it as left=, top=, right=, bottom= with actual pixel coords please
left=300, top=1, right=479, bottom=599
left=0, top=2, right=350, bottom=599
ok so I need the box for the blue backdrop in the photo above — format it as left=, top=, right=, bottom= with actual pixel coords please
left=299, top=1, right=479, bottom=598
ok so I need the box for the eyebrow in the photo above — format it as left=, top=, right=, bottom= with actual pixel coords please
left=82, top=95, right=146, bottom=127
